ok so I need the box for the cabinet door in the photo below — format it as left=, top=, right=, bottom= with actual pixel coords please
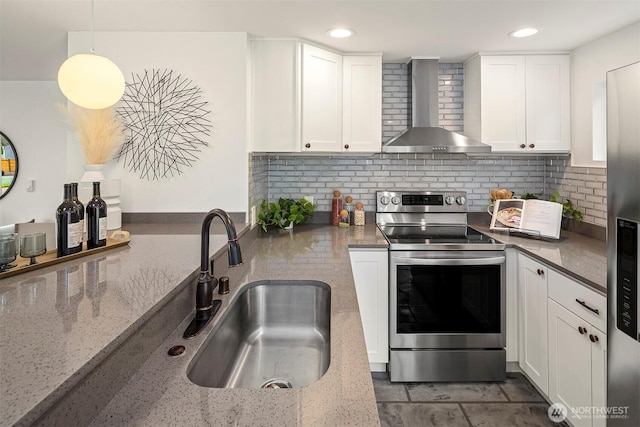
left=591, top=325, right=607, bottom=427
left=251, top=39, right=301, bottom=152
left=342, top=55, right=382, bottom=152
left=349, top=249, right=389, bottom=367
left=480, top=56, right=526, bottom=152
left=548, top=299, right=592, bottom=427
left=301, top=44, right=343, bottom=152
left=525, top=55, right=570, bottom=152
left=518, top=254, right=548, bottom=393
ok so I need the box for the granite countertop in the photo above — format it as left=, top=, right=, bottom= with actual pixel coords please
left=470, top=222, right=607, bottom=295
left=0, top=223, right=386, bottom=427
left=0, top=223, right=243, bottom=426
left=0, top=218, right=606, bottom=426
left=89, top=224, right=386, bottom=426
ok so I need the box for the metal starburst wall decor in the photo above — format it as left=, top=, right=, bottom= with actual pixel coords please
left=115, top=69, right=212, bottom=180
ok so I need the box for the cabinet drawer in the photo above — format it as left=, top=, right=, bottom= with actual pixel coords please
left=548, top=269, right=606, bottom=331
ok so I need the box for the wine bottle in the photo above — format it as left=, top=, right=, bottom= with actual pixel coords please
left=56, top=184, right=82, bottom=257
left=86, top=182, right=107, bottom=249
left=70, top=182, right=84, bottom=251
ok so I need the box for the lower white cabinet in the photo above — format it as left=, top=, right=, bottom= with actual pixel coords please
left=548, top=295, right=607, bottom=427
left=349, top=248, right=389, bottom=370
left=516, top=252, right=608, bottom=427
left=517, top=253, right=549, bottom=394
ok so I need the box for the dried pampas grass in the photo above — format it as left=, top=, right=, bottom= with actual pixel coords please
left=60, top=103, right=124, bottom=165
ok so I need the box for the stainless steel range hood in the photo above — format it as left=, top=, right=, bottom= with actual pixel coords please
left=382, top=58, right=491, bottom=154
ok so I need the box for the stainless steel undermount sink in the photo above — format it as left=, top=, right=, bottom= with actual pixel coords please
left=187, top=280, right=331, bottom=389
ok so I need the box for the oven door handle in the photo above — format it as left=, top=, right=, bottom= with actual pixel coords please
left=392, top=256, right=506, bottom=266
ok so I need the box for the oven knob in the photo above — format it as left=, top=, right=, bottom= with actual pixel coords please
left=380, top=196, right=390, bottom=205
left=445, top=196, right=454, bottom=205
left=391, top=196, right=400, bottom=205
left=456, top=196, right=466, bottom=205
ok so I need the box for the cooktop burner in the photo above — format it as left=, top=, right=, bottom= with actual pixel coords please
left=375, top=190, right=506, bottom=251
left=379, top=225, right=503, bottom=250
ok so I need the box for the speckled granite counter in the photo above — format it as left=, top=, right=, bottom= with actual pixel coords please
left=471, top=223, right=607, bottom=295
left=0, top=223, right=386, bottom=426
left=2, top=219, right=605, bottom=426
left=0, top=223, right=244, bottom=426
left=89, top=224, right=385, bottom=426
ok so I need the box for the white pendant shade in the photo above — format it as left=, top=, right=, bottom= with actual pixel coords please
left=58, top=53, right=125, bottom=109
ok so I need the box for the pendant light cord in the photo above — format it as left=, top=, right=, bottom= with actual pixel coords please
left=90, top=0, right=95, bottom=53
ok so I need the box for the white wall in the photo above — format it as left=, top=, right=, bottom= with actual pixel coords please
left=571, top=22, right=640, bottom=167
left=0, top=82, right=67, bottom=225
left=67, top=32, right=250, bottom=214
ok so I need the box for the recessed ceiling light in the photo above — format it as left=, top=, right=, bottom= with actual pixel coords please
left=509, top=28, right=539, bottom=38
left=327, top=28, right=355, bottom=38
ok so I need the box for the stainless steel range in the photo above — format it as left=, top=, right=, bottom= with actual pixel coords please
left=377, top=190, right=507, bottom=382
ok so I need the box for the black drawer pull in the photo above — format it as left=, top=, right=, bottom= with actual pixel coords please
left=578, top=326, right=587, bottom=335
left=590, top=334, right=599, bottom=343
left=576, top=298, right=600, bottom=315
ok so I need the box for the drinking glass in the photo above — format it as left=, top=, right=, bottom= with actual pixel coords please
left=0, top=233, right=18, bottom=271
left=20, top=232, right=47, bottom=265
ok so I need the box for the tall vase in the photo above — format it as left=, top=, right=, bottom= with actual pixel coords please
left=80, top=164, right=106, bottom=183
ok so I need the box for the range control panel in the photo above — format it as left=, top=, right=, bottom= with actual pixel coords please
left=616, top=218, right=639, bottom=341
left=376, top=191, right=468, bottom=214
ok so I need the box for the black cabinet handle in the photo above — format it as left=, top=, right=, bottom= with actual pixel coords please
left=590, top=334, right=599, bottom=343
left=576, top=298, right=600, bottom=315
left=305, top=143, right=311, bottom=149
left=537, top=268, right=544, bottom=276
left=529, top=143, right=535, bottom=149
left=520, top=144, right=526, bottom=149
left=344, top=144, right=349, bottom=150
left=578, top=326, right=587, bottom=335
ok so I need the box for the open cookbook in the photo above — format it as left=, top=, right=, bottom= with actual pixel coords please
left=489, top=199, right=564, bottom=239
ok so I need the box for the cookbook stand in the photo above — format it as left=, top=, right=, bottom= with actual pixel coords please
left=507, top=228, right=556, bottom=242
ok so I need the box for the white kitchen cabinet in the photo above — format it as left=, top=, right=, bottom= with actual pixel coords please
left=517, top=253, right=549, bottom=394
left=251, top=39, right=382, bottom=153
left=464, top=54, right=570, bottom=153
left=342, top=55, right=382, bottom=152
left=349, top=248, right=389, bottom=371
left=251, top=39, right=300, bottom=152
left=547, top=269, right=607, bottom=427
left=301, top=44, right=343, bottom=152
left=548, top=299, right=607, bottom=427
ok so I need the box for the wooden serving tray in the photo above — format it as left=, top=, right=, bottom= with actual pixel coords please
left=0, top=236, right=130, bottom=279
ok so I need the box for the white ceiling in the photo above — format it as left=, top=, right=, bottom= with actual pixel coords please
left=1, top=0, right=639, bottom=80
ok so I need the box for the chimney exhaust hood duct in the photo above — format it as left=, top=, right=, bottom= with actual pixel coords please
left=382, top=58, right=491, bottom=154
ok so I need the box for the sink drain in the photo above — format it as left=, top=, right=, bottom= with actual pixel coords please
left=260, top=378, right=293, bottom=389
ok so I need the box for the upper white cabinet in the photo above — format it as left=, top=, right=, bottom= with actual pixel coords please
left=251, top=39, right=382, bottom=153
left=341, top=56, right=382, bottom=152
left=251, top=39, right=300, bottom=152
left=464, top=54, right=570, bottom=153
left=301, top=44, right=343, bottom=152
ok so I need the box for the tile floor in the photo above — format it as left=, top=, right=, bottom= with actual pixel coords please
left=374, top=372, right=569, bottom=427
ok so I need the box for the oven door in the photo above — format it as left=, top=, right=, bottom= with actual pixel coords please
left=390, top=250, right=506, bottom=349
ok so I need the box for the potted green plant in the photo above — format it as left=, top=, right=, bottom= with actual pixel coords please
left=549, top=190, right=584, bottom=228
left=257, top=198, right=315, bottom=232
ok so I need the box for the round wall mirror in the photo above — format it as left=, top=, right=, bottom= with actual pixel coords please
left=1, top=132, right=19, bottom=200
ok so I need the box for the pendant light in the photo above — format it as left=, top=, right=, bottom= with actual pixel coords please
left=57, top=0, right=125, bottom=109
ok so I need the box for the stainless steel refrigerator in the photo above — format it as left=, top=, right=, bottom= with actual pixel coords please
left=607, top=61, right=640, bottom=426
